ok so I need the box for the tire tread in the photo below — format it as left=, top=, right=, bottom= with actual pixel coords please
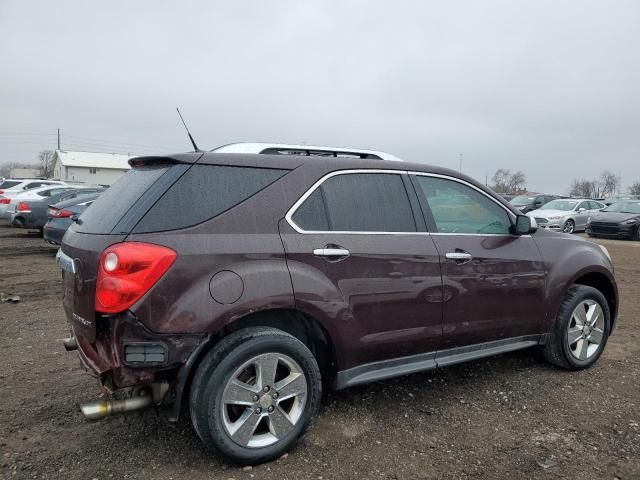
left=543, top=285, right=609, bottom=370
left=189, top=326, right=321, bottom=464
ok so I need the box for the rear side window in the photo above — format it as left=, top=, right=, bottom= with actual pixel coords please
left=75, top=166, right=170, bottom=234
left=133, top=165, right=287, bottom=233
left=0, top=181, right=20, bottom=189
left=291, top=172, right=416, bottom=232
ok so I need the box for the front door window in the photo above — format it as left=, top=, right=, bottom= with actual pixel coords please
left=413, top=176, right=511, bottom=235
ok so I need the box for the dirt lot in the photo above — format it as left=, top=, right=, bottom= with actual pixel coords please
left=0, top=220, right=638, bottom=480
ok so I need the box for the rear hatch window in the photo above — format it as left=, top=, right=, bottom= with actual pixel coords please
left=73, top=165, right=170, bottom=234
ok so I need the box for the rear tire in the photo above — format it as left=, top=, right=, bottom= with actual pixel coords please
left=189, top=327, right=322, bottom=465
left=543, top=285, right=610, bottom=370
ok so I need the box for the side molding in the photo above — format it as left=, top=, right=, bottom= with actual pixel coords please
left=334, top=335, right=542, bottom=390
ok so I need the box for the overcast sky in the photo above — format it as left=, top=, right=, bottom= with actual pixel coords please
left=1, top=1, right=639, bottom=193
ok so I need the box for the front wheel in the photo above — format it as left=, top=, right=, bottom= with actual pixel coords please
left=543, top=285, right=610, bottom=370
left=562, top=219, right=575, bottom=234
left=190, top=327, right=322, bottom=465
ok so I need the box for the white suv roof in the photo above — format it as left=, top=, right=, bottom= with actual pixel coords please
left=212, top=142, right=403, bottom=162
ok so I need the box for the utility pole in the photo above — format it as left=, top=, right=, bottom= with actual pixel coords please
left=57, top=128, right=60, bottom=150
left=459, top=153, right=463, bottom=173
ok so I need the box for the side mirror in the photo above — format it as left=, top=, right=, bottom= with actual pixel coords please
left=513, top=215, right=537, bottom=235
left=578, top=208, right=586, bottom=213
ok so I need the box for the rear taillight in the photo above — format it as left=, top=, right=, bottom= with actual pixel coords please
left=95, top=242, right=177, bottom=313
left=47, top=208, right=73, bottom=218
left=17, top=202, right=31, bottom=212
left=0, top=198, right=9, bottom=204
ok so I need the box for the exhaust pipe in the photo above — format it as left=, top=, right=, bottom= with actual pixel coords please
left=62, top=336, right=78, bottom=351
left=80, top=394, right=153, bottom=421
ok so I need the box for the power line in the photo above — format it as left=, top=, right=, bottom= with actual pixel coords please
left=0, top=130, right=180, bottom=152
left=61, top=134, right=179, bottom=151
left=61, top=139, right=175, bottom=152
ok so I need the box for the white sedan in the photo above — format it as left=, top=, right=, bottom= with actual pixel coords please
left=0, top=179, right=67, bottom=217
left=2, top=184, right=74, bottom=219
left=526, top=198, right=605, bottom=234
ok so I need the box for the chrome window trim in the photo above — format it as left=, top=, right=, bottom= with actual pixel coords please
left=285, top=169, right=526, bottom=237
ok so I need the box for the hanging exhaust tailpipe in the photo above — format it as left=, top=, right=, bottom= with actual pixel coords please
left=80, top=394, right=153, bottom=420
left=62, top=336, right=78, bottom=351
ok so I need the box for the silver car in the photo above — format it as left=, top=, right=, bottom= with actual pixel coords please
left=527, top=198, right=605, bottom=233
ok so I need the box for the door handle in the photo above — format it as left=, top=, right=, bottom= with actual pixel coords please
left=445, top=252, right=473, bottom=263
left=313, top=247, right=350, bottom=258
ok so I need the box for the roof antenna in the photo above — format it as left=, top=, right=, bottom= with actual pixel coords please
left=176, top=107, right=200, bottom=152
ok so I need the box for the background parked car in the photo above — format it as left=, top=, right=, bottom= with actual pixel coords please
left=509, top=194, right=562, bottom=213
left=11, top=187, right=105, bottom=231
left=0, top=179, right=66, bottom=217
left=587, top=200, right=640, bottom=240
left=43, top=194, right=100, bottom=245
left=603, top=195, right=640, bottom=206
left=4, top=185, right=76, bottom=221
left=527, top=198, right=605, bottom=233
left=0, top=179, right=24, bottom=190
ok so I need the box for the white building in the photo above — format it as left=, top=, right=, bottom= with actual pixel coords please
left=9, top=167, right=41, bottom=178
left=52, top=150, right=135, bottom=186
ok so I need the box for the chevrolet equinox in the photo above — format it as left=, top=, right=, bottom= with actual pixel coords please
left=57, top=144, right=618, bottom=464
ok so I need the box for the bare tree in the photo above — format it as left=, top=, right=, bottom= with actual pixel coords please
left=491, top=169, right=527, bottom=193
left=599, top=170, right=620, bottom=197
left=38, top=150, right=55, bottom=178
left=569, top=171, right=621, bottom=198
left=569, top=179, right=596, bottom=198
left=508, top=171, right=526, bottom=192
left=491, top=169, right=511, bottom=192
left=629, top=181, right=640, bottom=196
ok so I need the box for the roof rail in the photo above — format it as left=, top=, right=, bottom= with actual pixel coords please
left=212, top=142, right=403, bottom=162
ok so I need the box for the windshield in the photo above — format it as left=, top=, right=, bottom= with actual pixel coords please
left=509, top=196, right=534, bottom=206
left=603, top=201, right=640, bottom=214
left=542, top=199, right=578, bottom=211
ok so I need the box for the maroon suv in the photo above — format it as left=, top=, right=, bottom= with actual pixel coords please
left=58, top=147, right=618, bottom=464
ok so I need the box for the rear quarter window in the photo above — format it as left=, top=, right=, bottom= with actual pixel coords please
left=132, top=164, right=288, bottom=233
left=74, top=165, right=170, bottom=234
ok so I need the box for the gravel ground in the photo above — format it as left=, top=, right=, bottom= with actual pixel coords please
left=1, top=220, right=639, bottom=479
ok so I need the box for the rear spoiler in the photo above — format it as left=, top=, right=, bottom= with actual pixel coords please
left=128, top=152, right=203, bottom=168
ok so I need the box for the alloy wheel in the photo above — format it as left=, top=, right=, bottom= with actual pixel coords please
left=567, top=299, right=605, bottom=361
left=220, top=353, right=307, bottom=448
left=563, top=220, right=575, bottom=234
